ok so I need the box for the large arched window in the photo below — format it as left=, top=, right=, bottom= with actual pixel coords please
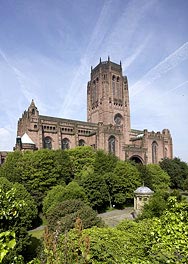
left=44, top=137, right=52, bottom=149
left=62, top=138, right=70, bottom=150
left=152, top=141, right=158, bottom=164
left=108, top=135, right=115, bottom=154
left=79, top=139, right=85, bottom=146
left=164, top=147, right=168, bottom=158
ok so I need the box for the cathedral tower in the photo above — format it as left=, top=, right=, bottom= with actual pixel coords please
left=87, top=57, right=131, bottom=143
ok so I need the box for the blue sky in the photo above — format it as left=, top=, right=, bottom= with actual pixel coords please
left=0, top=0, right=187, bottom=162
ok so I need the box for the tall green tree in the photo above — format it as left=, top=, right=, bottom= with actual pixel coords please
left=160, top=157, right=188, bottom=189
left=68, top=146, right=96, bottom=180
left=81, top=172, right=109, bottom=212
left=112, top=161, right=141, bottom=207
left=146, top=164, right=170, bottom=192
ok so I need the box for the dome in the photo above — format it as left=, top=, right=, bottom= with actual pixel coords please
left=134, top=186, right=154, bottom=194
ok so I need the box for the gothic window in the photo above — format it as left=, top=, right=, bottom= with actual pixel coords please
left=62, top=138, right=70, bottom=150
left=79, top=139, right=85, bottom=146
left=108, top=136, right=115, bottom=154
left=32, top=108, right=35, bottom=115
left=112, top=79, right=115, bottom=98
left=164, top=147, right=168, bottom=158
left=44, top=137, right=52, bottom=149
left=152, top=141, right=158, bottom=164
left=114, top=113, right=122, bottom=125
left=92, top=82, right=97, bottom=104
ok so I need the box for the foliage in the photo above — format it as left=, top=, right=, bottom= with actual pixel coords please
left=0, top=151, right=23, bottom=183
left=160, top=157, right=188, bottom=189
left=145, top=164, right=170, bottom=192
left=112, top=161, right=141, bottom=207
left=0, top=231, right=16, bottom=263
left=81, top=172, right=109, bottom=211
left=68, top=146, right=96, bottom=179
left=0, top=178, right=38, bottom=263
left=43, top=181, right=88, bottom=215
left=46, top=199, right=104, bottom=233
left=147, top=197, right=188, bottom=263
left=94, top=150, right=118, bottom=175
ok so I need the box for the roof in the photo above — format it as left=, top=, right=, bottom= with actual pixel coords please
left=21, top=133, right=35, bottom=145
left=134, top=186, right=154, bottom=194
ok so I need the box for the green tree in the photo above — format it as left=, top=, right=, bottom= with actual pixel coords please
left=0, top=151, right=23, bottom=183
left=43, top=181, right=88, bottom=215
left=0, top=178, right=38, bottom=263
left=67, top=146, right=96, bottom=180
left=112, top=161, right=141, bottom=207
left=94, top=150, right=118, bottom=175
left=146, top=164, right=170, bottom=192
left=148, top=197, right=188, bottom=263
left=160, top=157, right=188, bottom=189
left=81, top=172, right=109, bottom=211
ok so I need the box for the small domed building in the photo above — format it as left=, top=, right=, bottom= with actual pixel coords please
left=134, top=186, right=154, bottom=212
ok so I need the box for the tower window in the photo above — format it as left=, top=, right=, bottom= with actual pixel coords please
left=108, top=135, right=115, bottom=154
left=152, top=141, right=158, bottom=164
left=32, top=109, right=35, bottom=115
left=62, top=138, right=70, bottom=150
left=44, top=137, right=52, bottom=149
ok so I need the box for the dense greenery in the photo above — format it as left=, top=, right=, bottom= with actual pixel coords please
left=46, top=199, right=104, bottom=233
left=159, top=157, right=188, bottom=189
left=0, top=178, right=38, bottom=263
left=33, top=198, right=188, bottom=264
left=0, top=148, right=188, bottom=263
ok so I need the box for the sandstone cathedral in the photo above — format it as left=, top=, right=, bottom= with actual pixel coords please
left=15, top=58, right=173, bottom=164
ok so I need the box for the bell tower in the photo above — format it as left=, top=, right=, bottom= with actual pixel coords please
left=87, top=57, right=131, bottom=142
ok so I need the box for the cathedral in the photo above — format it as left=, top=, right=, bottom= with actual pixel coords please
left=15, top=58, right=173, bottom=164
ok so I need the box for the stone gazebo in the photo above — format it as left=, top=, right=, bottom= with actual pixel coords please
left=134, top=186, right=154, bottom=213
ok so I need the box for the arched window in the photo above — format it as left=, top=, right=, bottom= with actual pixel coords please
left=79, top=139, right=85, bottom=146
left=164, top=147, right=168, bottom=158
left=114, top=113, right=123, bottom=125
left=32, top=108, right=35, bottom=115
left=62, top=138, right=70, bottom=150
left=44, top=137, right=52, bottom=149
left=108, top=136, right=115, bottom=154
left=152, top=141, right=158, bottom=164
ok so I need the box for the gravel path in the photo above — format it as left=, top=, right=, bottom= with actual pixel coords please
left=99, top=207, right=134, bottom=227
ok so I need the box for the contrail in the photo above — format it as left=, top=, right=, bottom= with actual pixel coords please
left=131, top=42, right=188, bottom=96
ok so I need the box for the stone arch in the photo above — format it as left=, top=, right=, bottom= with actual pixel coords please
left=129, top=155, right=143, bottom=164
left=62, top=138, right=70, bottom=150
left=44, top=136, right=52, bottom=149
left=78, top=139, right=85, bottom=146
left=108, top=135, right=116, bottom=154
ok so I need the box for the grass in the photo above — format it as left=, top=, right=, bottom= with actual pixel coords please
left=29, top=228, right=45, bottom=239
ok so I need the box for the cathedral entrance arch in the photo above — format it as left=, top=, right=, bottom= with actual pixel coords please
left=129, top=155, right=143, bottom=164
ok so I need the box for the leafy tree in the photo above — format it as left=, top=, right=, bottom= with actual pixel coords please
left=0, top=178, right=38, bottom=263
left=112, top=161, right=141, bottom=207
left=81, top=172, right=109, bottom=211
left=0, top=151, right=23, bottom=183
left=148, top=197, right=188, bottom=263
left=54, top=149, right=74, bottom=184
left=0, top=231, right=16, bottom=263
left=160, top=157, right=188, bottom=189
left=67, top=146, right=96, bottom=179
left=46, top=199, right=104, bottom=233
left=94, top=150, right=118, bottom=175
left=43, top=181, right=88, bottom=215
left=146, top=164, right=170, bottom=192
